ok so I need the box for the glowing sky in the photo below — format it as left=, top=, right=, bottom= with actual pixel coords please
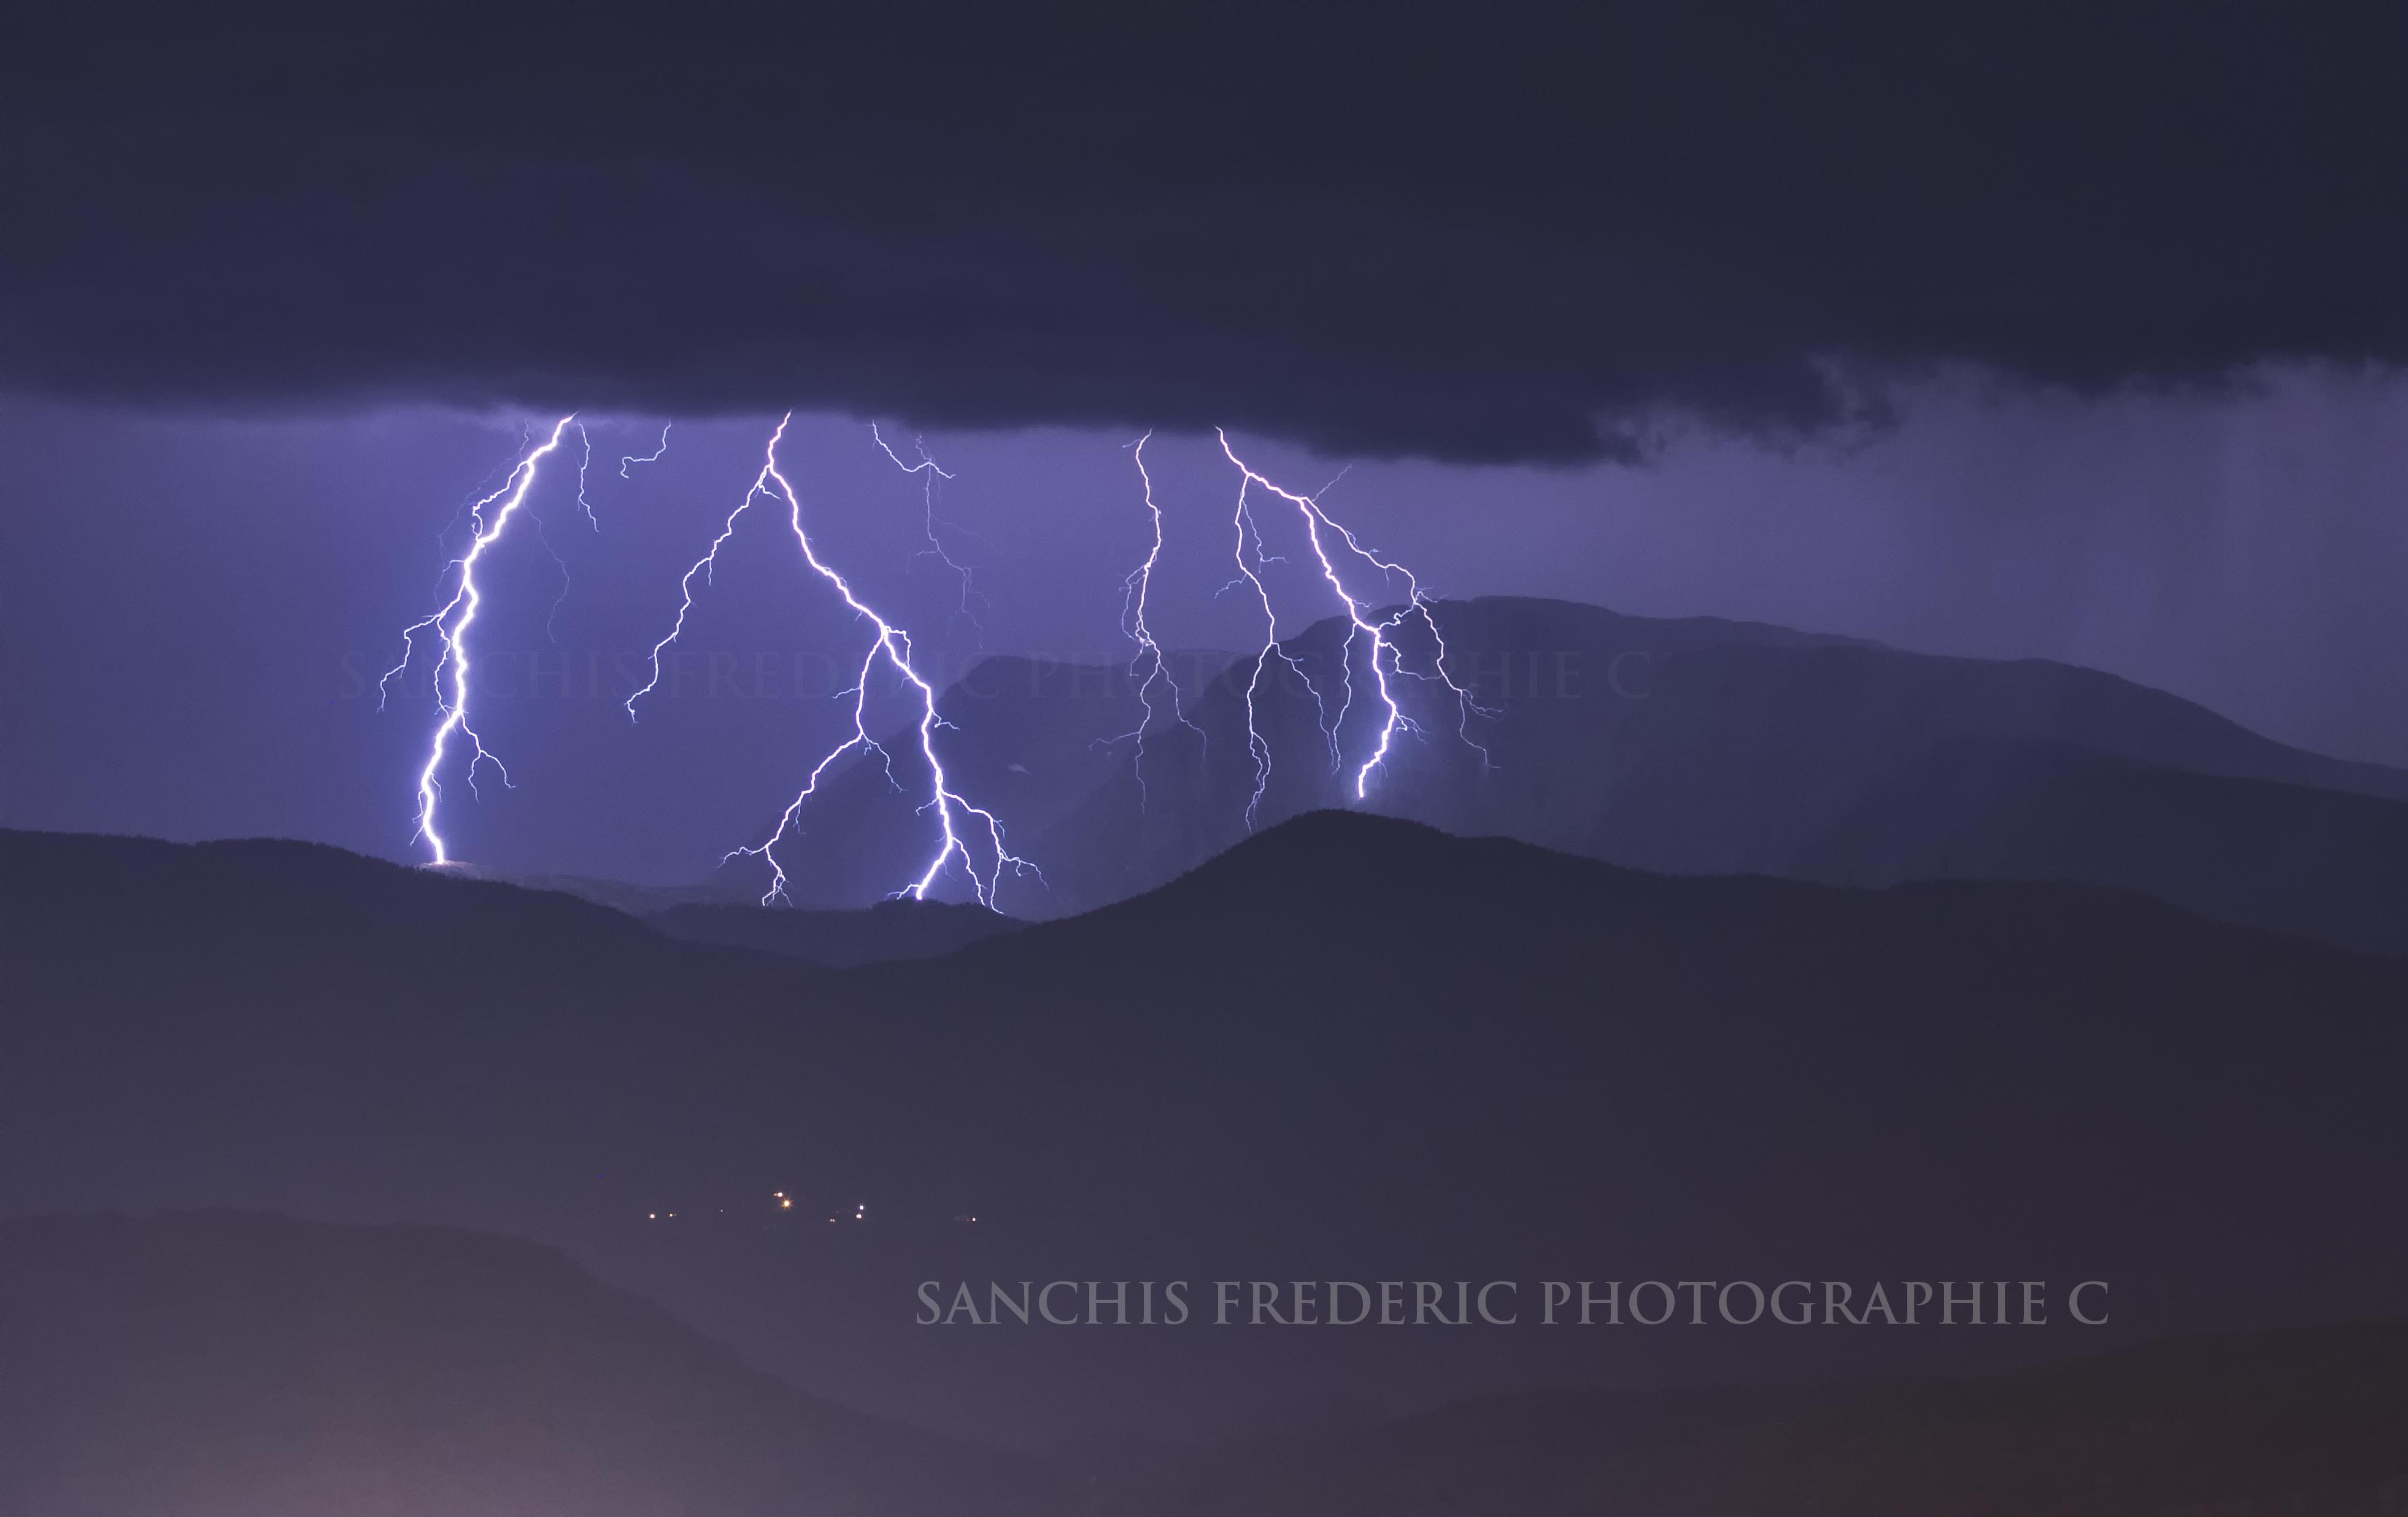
left=2, top=366, right=2402, bottom=883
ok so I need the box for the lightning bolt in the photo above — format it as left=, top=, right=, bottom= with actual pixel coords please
left=571, top=421, right=601, bottom=529
left=1101, top=431, right=1205, bottom=808
left=619, top=423, right=672, bottom=478
left=871, top=422, right=989, bottom=637
left=717, top=416, right=1039, bottom=908
left=1217, top=430, right=1493, bottom=809
left=380, top=414, right=579, bottom=863
left=625, top=425, right=973, bottom=720
left=1219, top=441, right=1341, bottom=826
left=625, top=431, right=767, bottom=721
left=376, top=412, right=1461, bottom=886
left=532, top=420, right=610, bottom=641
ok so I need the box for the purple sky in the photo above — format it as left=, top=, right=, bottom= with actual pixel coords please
left=2, top=366, right=2402, bottom=885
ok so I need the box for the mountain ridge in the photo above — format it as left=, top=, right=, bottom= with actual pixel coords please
left=793, top=596, right=2408, bottom=954
left=5, top=811, right=2404, bottom=1443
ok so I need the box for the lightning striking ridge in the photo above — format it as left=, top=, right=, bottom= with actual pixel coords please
left=1217, top=430, right=1494, bottom=805
left=380, top=414, right=580, bottom=863
left=1102, top=432, right=1205, bottom=808
left=706, top=416, right=1036, bottom=908
left=871, top=423, right=989, bottom=635
left=619, top=423, right=672, bottom=478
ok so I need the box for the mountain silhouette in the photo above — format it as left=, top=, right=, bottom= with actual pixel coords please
left=760, top=597, right=2408, bottom=955
left=423, top=860, right=765, bottom=916
left=3, top=813, right=2404, bottom=1443
left=646, top=898, right=1021, bottom=965
left=426, top=859, right=1023, bottom=964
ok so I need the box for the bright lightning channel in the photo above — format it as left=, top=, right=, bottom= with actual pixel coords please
left=1218, top=441, right=1341, bottom=825
left=1102, top=431, right=1205, bottom=808
left=533, top=420, right=610, bottom=641
left=630, top=415, right=1039, bottom=908
left=1216, top=429, right=1492, bottom=811
left=625, top=433, right=763, bottom=721
left=619, top=423, right=672, bottom=478
left=731, top=417, right=1039, bottom=907
left=571, top=421, right=601, bottom=528
left=380, top=414, right=580, bottom=863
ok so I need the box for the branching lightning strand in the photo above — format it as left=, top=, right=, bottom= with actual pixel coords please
left=1100, top=431, right=1206, bottom=808
left=716, top=415, right=1039, bottom=906
left=1217, top=429, right=1494, bottom=805
left=619, top=423, right=672, bottom=478
left=380, top=414, right=580, bottom=862
left=871, top=423, right=991, bottom=638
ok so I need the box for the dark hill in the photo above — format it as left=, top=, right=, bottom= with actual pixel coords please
left=646, top=897, right=1022, bottom=965
left=3, top=814, right=2404, bottom=1444
left=430, top=855, right=1027, bottom=964
left=0, top=1211, right=1064, bottom=1517
left=426, top=860, right=764, bottom=916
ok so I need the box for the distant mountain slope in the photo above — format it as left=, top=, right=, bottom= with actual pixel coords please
left=1099, top=1326, right=2408, bottom=1516
left=1233, top=599, right=2408, bottom=872
left=673, top=598, right=2408, bottom=940
left=1026, top=596, right=1879, bottom=911
left=434, top=587, right=2408, bottom=955
left=1559, top=635, right=2408, bottom=877
left=0, top=1211, right=1065, bottom=1517
left=1795, top=736, right=2408, bottom=955
left=4, top=814, right=2405, bottom=1443
left=894, top=597, right=2408, bottom=940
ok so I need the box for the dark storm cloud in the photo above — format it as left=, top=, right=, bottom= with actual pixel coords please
left=7, top=0, right=2407, bottom=462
